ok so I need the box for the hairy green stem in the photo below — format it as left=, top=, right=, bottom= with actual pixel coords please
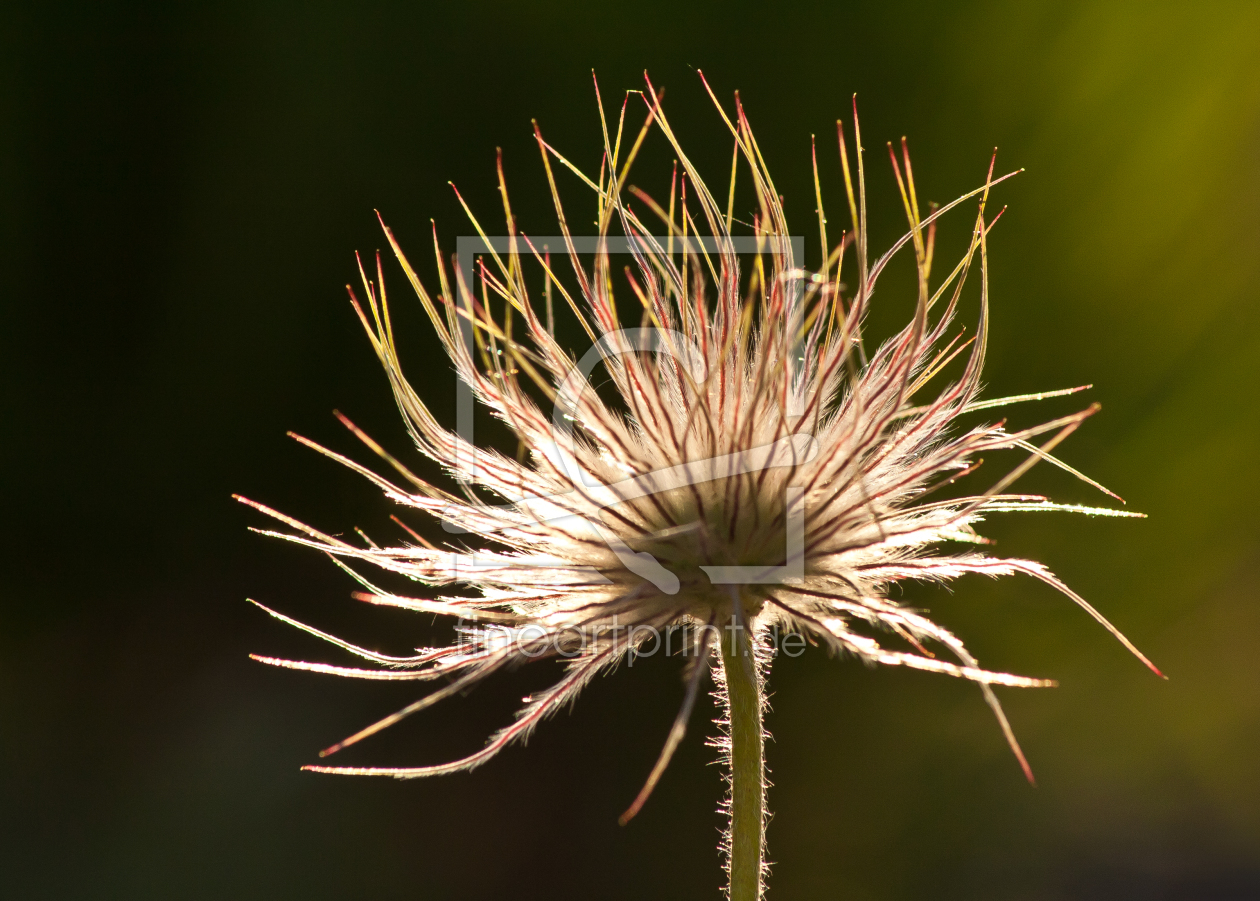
left=722, top=619, right=765, bottom=901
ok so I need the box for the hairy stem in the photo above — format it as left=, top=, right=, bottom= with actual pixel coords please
left=722, top=617, right=765, bottom=901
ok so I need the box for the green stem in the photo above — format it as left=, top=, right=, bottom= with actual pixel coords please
left=722, top=618, right=765, bottom=901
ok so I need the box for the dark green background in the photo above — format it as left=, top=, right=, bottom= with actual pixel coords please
left=2, top=2, right=1257, bottom=899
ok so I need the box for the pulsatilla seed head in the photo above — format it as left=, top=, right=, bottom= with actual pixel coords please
left=239, top=72, right=1158, bottom=816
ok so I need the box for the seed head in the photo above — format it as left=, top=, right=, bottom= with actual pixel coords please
left=240, top=74, right=1157, bottom=822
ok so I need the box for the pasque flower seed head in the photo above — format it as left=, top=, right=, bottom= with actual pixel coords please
left=241, top=72, right=1159, bottom=897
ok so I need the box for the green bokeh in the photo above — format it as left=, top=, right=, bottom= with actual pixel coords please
left=2, top=2, right=1256, bottom=898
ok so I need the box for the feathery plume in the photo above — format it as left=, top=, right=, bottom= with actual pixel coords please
left=240, top=72, right=1157, bottom=900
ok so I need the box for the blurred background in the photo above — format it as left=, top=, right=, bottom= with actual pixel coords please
left=2, top=2, right=1258, bottom=898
